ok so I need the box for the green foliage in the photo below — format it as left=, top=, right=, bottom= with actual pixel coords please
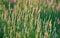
left=0, top=0, right=60, bottom=38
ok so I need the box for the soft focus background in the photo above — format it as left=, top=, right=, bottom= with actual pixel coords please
left=0, top=0, right=60, bottom=38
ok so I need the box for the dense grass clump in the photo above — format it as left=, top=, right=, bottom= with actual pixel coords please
left=0, top=0, right=60, bottom=38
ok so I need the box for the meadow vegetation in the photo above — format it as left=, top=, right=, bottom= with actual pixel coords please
left=0, top=0, right=60, bottom=38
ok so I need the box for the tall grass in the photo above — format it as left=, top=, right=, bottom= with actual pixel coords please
left=0, top=0, right=60, bottom=38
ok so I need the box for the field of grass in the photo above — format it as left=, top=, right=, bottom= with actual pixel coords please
left=0, top=0, right=60, bottom=38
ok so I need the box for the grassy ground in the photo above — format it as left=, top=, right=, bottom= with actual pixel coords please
left=0, top=0, right=60, bottom=38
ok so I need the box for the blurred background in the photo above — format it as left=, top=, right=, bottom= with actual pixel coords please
left=0, top=0, right=60, bottom=38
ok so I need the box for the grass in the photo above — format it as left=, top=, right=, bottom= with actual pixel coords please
left=0, top=0, right=60, bottom=38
